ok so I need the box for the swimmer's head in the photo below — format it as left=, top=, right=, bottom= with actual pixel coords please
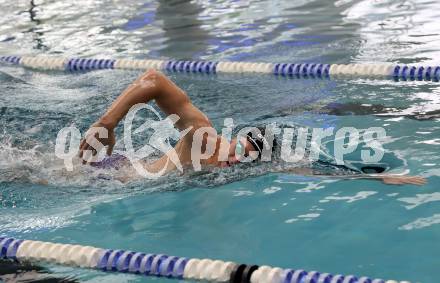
left=226, top=127, right=277, bottom=166
left=360, top=165, right=386, bottom=174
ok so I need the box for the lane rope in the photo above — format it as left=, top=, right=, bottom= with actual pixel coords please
left=0, top=237, right=410, bottom=283
left=0, top=55, right=439, bottom=81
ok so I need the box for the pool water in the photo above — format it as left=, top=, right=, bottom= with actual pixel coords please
left=1, top=0, right=440, bottom=282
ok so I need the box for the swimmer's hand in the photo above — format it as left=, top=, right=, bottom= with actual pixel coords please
left=380, top=175, right=427, bottom=186
left=281, top=167, right=427, bottom=186
left=79, top=121, right=115, bottom=164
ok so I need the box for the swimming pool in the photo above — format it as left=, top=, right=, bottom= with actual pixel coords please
left=1, top=0, right=440, bottom=282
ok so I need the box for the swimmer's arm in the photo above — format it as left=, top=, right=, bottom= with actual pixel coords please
left=99, top=69, right=211, bottom=131
left=323, top=174, right=426, bottom=185
left=80, top=70, right=210, bottom=160
left=370, top=174, right=426, bottom=185
left=281, top=167, right=427, bottom=186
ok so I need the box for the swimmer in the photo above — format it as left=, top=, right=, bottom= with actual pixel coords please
left=79, top=70, right=426, bottom=186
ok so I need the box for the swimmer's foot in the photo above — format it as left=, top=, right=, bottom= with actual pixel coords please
left=380, top=175, right=427, bottom=186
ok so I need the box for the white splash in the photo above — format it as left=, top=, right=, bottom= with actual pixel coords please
left=319, top=191, right=377, bottom=203
left=232, top=190, right=254, bottom=197
left=399, top=214, right=440, bottom=230
left=262, top=186, right=282, bottom=194
left=298, top=213, right=320, bottom=218
left=296, top=180, right=337, bottom=193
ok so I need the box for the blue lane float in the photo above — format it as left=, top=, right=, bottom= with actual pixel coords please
left=165, top=60, right=218, bottom=74
left=0, top=55, right=21, bottom=65
left=0, top=54, right=439, bottom=82
left=0, top=237, right=409, bottom=283
left=66, top=58, right=116, bottom=71
left=393, top=65, right=440, bottom=82
left=273, top=63, right=330, bottom=78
